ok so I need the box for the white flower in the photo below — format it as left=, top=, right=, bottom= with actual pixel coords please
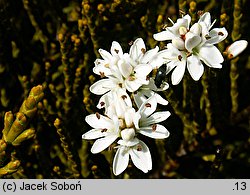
left=90, top=38, right=162, bottom=97
left=96, top=88, right=132, bottom=115
left=154, top=12, right=228, bottom=85
left=135, top=96, right=170, bottom=139
left=111, top=96, right=169, bottom=175
left=93, top=41, right=123, bottom=77
left=133, top=78, right=169, bottom=108
left=113, top=129, right=152, bottom=175
left=159, top=43, right=187, bottom=85
left=226, top=40, right=248, bottom=59
left=153, top=14, right=191, bottom=42
left=82, top=113, right=120, bottom=154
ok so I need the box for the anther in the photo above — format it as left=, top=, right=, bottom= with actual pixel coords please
left=100, top=102, right=105, bottom=107
left=137, top=144, right=142, bottom=151
left=152, top=124, right=157, bottom=131
left=114, top=49, right=119, bottom=54
left=101, top=128, right=107, bottom=133
left=218, top=32, right=224, bottom=36
left=99, top=72, right=105, bottom=78
left=141, top=48, right=146, bottom=54
left=205, top=34, right=211, bottom=39
left=145, top=103, right=151, bottom=108
left=121, top=95, right=127, bottom=100
left=178, top=55, right=182, bottom=61
left=95, top=112, right=101, bottom=119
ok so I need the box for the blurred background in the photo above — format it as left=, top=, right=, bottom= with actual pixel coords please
left=0, top=0, right=249, bottom=178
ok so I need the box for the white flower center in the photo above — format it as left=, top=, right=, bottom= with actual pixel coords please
left=179, top=26, right=188, bottom=36
left=121, top=128, right=135, bottom=141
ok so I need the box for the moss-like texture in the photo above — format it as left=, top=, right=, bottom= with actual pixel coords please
left=0, top=0, right=249, bottom=178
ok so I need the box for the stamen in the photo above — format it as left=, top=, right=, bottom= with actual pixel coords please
left=152, top=124, right=157, bottom=131
left=180, top=34, right=186, bottom=40
left=178, top=55, right=182, bottom=61
left=95, top=112, right=101, bottom=119
left=179, top=9, right=186, bottom=16
left=218, top=32, right=224, bottom=36
left=145, top=103, right=151, bottom=108
left=162, top=24, right=168, bottom=29
left=100, top=102, right=105, bottom=107
left=228, top=54, right=234, bottom=59
left=101, top=128, right=107, bottom=133
left=128, top=75, right=136, bottom=81
left=121, top=95, right=127, bottom=100
left=205, top=34, right=211, bottom=40
left=114, top=49, right=119, bottom=54
left=197, top=10, right=204, bottom=16
left=168, top=17, right=175, bottom=25
left=137, top=144, right=142, bottom=151
left=187, top=52, right=192, bottom=58
left=141, top=48, right=146, bottom=54
left=104, top=64, right=109, bottom=68
left=99, top=72, right=105, bottom=78
left=118, top=83, right=123, bottom=88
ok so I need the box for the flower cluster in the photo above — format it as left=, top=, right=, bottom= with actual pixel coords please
left=154, top=12, right=248, bottom=85
left=82, top=12, right=248, bottom=176
left=82, top=37, right=170, bottom=175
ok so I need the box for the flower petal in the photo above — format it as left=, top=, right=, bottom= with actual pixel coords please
left=187, top=55, right=204, bottom=81
left=141, top=89, right=168, bottom=105
left=134, top=64, right=152, bottom=78
left=82, top=129, right=106, bottom=140
left=99, top=49, right=113, bottom=61
left=185, top=32, right=201, bottom=52
left=85, top=114, right=113, bottom=129
left=153, top=93, right=169, bottom=105
left=190, top=23, right=202, bottom=36
left=138, top=96, right=157, bottom=118
left=125, top=80, right=143, bottom=92
left=171, top=61, right=186, bottom=85
left=141, top=46, right=159, bottom=64
left=111, top=41, right=123, bottom=57
left=198, top=12, right=211, bottom=29
left=124, top=108, right=136, bottom=127
left=141, top=111, right=171, bottom=126
left=206, top=28, right=228, bottom=45
left=130, top=140, right=152, bottom=172
left=150, top=49, right=171, bottom=69
left=227, top=40, right=248, bottom=59
left=198, top=44, right=224, bottom=66
left=133, top=91, right=147, bottom=108
left=91, top=135, right=118, bottom=154
left=93, top=60, right=112, bottom=76
left=129, top=38, right=146, bottom=61
left=118, top=59, right=133, bottom=78
left=138, top=124, right=170, bottom=139
left=153, top=30, right=175, bottom=41
left=113, top=147, right=129, bottom=176
left=96, top=91, right=112, bottom=109
left=89, top=79, right=117, bottom=95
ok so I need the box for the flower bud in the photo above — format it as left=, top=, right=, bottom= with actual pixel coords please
left=226, top=40, right=248, bottom=59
